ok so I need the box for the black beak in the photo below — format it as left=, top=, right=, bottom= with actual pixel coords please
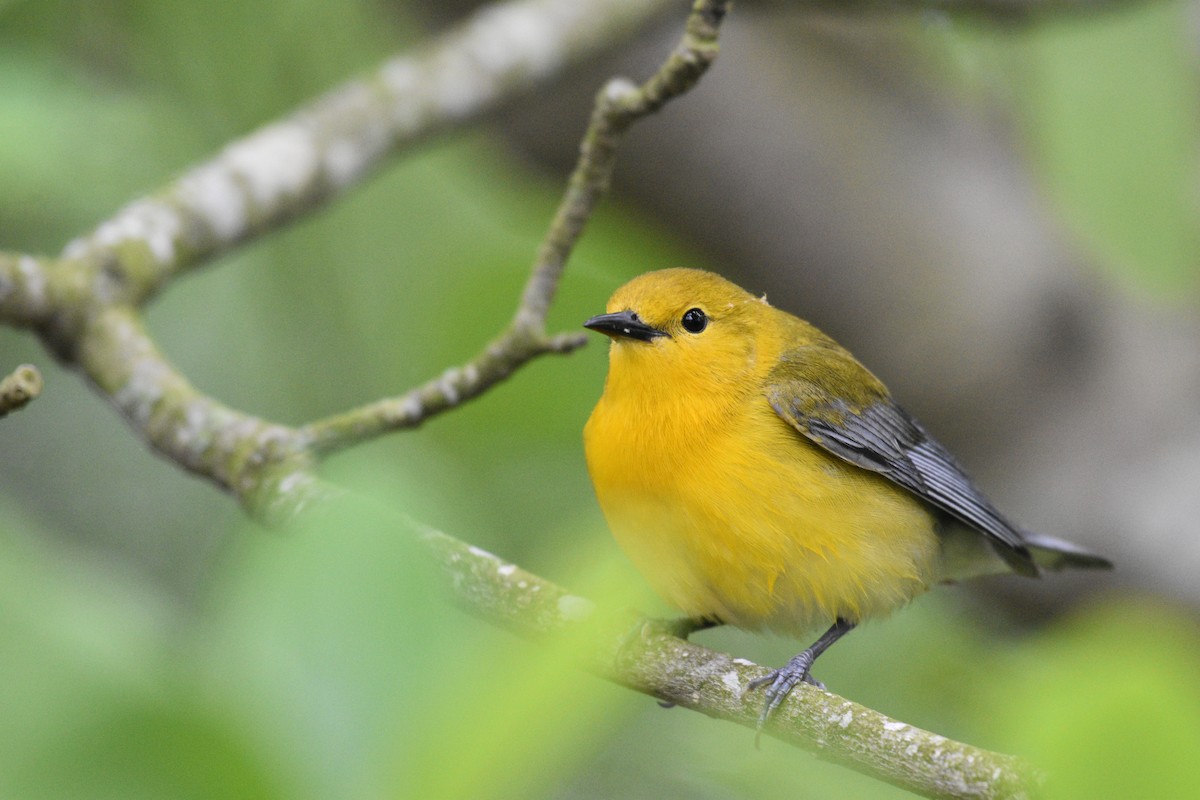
left=584, top=310, right=669, bottom=342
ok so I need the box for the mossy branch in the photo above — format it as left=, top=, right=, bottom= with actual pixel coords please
left=303, top=0, right=729, bottom=454
left=0, top=0, right=689, bottom=511
left=0, top=0, right=1109, bottom=794
left=416, top=517, right=1041, bottom=800
left=56, top=0, right=682, bottom=304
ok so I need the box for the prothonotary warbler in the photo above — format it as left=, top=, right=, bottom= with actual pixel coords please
left=583, top=268, right=1111, bottom=726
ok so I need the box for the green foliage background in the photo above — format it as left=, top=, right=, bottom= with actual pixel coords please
left=0, top=1, right=1197, bottom=798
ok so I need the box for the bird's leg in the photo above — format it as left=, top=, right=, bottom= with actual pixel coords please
left=747, top=618, right=856, bottom=730
left=663, top=614, right=722, bottom=640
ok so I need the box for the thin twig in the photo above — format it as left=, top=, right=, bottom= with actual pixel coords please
left=0, top=0, right=687, bottom=515
left=75, top=305, right=319, bottom=520
left=0, top=364, right=43, bottom=418
left=300, top=327, right=588, bottom=453
left=302, top=0, right=731, bottom=455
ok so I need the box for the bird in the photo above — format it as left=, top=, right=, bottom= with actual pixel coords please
left=582, top=268, right=1111, bottom=727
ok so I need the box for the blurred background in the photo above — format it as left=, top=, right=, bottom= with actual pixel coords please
left=1, top=0, right=1199, bottom=797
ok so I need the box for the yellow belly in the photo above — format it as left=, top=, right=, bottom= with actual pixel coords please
left=584, top=394, right=939, bottom=636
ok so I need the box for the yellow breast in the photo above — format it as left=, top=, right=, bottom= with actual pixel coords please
left=583, top=344, right=939, bottom=636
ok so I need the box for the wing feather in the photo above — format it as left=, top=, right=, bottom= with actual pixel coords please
left=766, top=344, right=1037, bottom=576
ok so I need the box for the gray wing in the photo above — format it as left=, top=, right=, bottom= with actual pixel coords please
left=766, top=350, right=1038, bottom=577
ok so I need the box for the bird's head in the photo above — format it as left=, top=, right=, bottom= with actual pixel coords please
left=584, top=268, right=771, bottom=390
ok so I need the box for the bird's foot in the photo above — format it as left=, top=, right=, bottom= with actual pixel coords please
left=743, top=618, right=853, bottom=743
left=746, top=649, right=823, bottom=732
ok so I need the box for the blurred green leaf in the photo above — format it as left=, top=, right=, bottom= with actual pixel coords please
left=980, top=599, right=1200, bottom=799
left=12, top=703, right=283, bottom=800
left=0, top=503, right=282, bottom=799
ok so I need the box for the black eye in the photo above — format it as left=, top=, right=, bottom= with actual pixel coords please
left=681, top=308, right=708, bottom=333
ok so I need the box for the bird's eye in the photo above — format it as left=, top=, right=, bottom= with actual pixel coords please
left=681, top=308, right=708, bottom=333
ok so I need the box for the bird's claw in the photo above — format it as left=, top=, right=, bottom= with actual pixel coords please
left=746, top=651, right=821, bottom=735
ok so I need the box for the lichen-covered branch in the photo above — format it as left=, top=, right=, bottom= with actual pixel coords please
left=300, top=327, right=588, bottom=452
left=75, top=305, right=321, bottom=519
left=302, top=0, right=731, bottom=454
left=0, top=0, right=700, bottom=515
left=515, top=0, right=727, bottom=330
left=0, top=364, right=43, bottom=418
left=0, top=1, right=1091, bottom=793
left=0, top=253, right=55, bottom=329
left=54, top=0, right=681, bottom=306
left=416, top=518, right=1040, bottom=800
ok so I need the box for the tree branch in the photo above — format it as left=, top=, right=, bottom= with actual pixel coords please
left=0, top=0, right=693, bottom=510
left=0, top=364, right=43, bottom=418
left=0, top=252, right=54, bottom=329
left=74, top=304, right=321, bottom=520
left=301, top=0, right=729, bottom=454
left=55, top=0, right=681, bottom=305
left=415, top=517, right=1041, bottom=800
left=1, top=0, right=1108, bottom=794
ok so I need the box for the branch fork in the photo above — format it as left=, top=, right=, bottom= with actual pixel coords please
left=0, top=1, right=1069, bottom=795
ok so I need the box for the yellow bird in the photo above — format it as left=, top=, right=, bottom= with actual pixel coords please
left=583, top=268, right=1111, bottom=724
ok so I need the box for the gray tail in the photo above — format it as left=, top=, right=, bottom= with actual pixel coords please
left=1024, top=532, right=1113, bottom=572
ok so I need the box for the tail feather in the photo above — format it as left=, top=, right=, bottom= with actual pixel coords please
left=1024, top=532, right=1113, bottom=572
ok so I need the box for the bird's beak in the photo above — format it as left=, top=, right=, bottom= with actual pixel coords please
left=583, top=310, right=669, bottom=342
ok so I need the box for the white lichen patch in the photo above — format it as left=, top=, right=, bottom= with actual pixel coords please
left=112, top=357, right=172, bottom=428
left=497, top=563, right=517, bottom=577
left=175, top=161, right=249, bottom=242
left=174, top=398, right=212, bottom=457
left=731, top=657, right=756, bottom=667
left=64, top=197, right=182, bottom=266
left=379, top=59, right=423, bottom=134
left=721, top=670, right=741, bottom=692
left=437, top=367, right=462, bottom=405
left=432, top=47, right=490, bottom=120
left=604, top=77, right=638, bottom=104
left=317, top=81, right=392, bottom=188
left=222, top=122, right=318, bottom=209
left=276, top=470, right=313, bottom=497
left=382, top=393, right=423, bottom=425
left=883, top=720, right=909, bottom=733
left=400, top=394, right=424, bottom=421
left=467, top=544, right=499, bottom=561
left=325, top=138, right=374, bottom=189
left=15, top=255, right=46, bottom=307
left=837, top=710, right=854, bottom=729
left=468, top=3, right=564, bottom=80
